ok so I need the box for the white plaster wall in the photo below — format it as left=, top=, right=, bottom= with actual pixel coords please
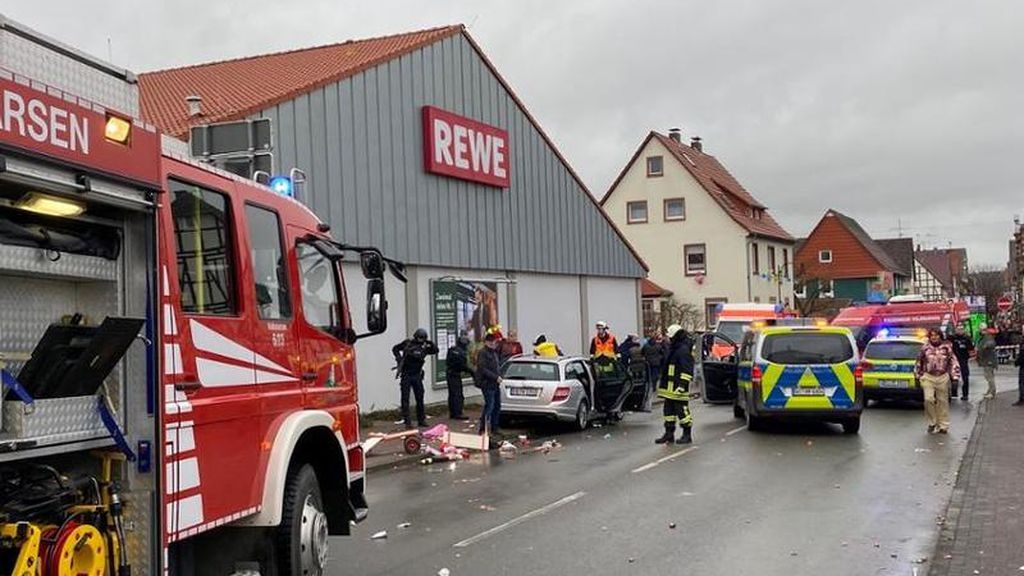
left=345, top=261, right=410, bottom=412
left=585, top=277, right=640, bottom=350
left=515, top=272, right=584, bottom=356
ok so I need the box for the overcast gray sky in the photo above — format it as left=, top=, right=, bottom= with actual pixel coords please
left=5, top=0, right=1020, bottom=266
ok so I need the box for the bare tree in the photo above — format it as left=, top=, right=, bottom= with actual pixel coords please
left=968, top=264, right=1008, bottom=319
left=659, top=299, right=704, bottom=332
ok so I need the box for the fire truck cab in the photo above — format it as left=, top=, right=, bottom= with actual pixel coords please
left=0, top=16, right=393, bottom=576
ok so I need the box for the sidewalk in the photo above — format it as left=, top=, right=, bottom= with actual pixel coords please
left=929, top=390, right=1024, bottom=575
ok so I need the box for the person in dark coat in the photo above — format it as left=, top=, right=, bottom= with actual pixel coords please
left=948, top=324, right=975, bottom=401
left=1014, top=335, right=1024, bottom=406
left=618, top=334, right=641, bottom=368
left=642, top=333, right=667, bottom=390
left=392, top=328, right=438, bottom=429
left=445, top=334, right=474, bottom=420
left=655, top=325, right=695, bottom=445
left=476, top=333, right=503, bottom=435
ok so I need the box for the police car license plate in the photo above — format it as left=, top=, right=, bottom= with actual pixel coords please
left=792, top=387, right=825, bottom=396
left=509, top=386, right=541, bottom=397
left=878, top=380, right=908, bottom=389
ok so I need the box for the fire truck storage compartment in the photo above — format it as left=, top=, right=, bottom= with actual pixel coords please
left=0, top=158, right=152, bottom=459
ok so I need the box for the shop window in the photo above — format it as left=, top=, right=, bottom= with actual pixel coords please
left=246, top=204, right=292, bottom=320
left=170, top=179, right=237, bottom=315
left=627, top=201, right=648, bottom=224
left=664, top=198, right=686, bottom=221
left=646, top=156, right=663, bottom=177
left=685, top=244, right=706, bottom=276
left=297, top=242, right=341, bottom=332
left=819, top=249, right=833, bottom=263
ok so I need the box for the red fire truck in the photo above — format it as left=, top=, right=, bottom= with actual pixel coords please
left=831, top=298, right=969, bottom=351
left=0, top=18, right=395, bottom=576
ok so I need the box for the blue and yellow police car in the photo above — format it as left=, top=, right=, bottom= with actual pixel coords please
left=729, top=324, right=863, bottom=434
left=860, top=332, right=925, bottom=404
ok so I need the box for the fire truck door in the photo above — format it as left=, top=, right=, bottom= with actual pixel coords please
left=291, top=229, right=356, bottom=408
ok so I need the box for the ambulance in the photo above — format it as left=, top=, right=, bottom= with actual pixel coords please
left=0, top=16, right=398, bottom=575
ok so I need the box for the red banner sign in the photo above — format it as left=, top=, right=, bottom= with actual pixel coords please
left=422, top=106, right=509, bottom=188
left=0, top=74, right=161, bottom=188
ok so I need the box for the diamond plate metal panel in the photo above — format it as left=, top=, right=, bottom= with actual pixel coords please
left=122, top=489, right=154, bottom=576
left=3, top=396, right=112, bottom=442
left=0, top=25, right=139, bottom=116
left=0, top=246, right=118, bottom=282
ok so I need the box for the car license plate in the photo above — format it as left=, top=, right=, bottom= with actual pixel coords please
left=792, top=387, right=825, bottom=396
left=878, top=380, right=908, bottom=389
left=509, top=386, right=541, bottom=397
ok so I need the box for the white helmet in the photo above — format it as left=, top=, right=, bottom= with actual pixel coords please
left=666, top=324, right=683, bottom=338
left=595, top=320, right=608, bottom=329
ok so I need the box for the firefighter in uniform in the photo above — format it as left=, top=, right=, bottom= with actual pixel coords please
left=655, top=324, right=694, bottom=445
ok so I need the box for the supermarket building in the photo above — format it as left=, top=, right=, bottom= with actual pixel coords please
left=139, top=25, right=646, bottom=410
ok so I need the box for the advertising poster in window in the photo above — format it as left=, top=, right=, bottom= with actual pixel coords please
left=431, top=280, right=499, bottom=384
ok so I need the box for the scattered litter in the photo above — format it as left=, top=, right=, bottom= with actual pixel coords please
left=669, top=523, right=677, bottom=529
left=944, top=554, right=952, bottom=560
left=890, top=553, right=898, bottom=559
left=438, top=569, right=450, bottom=576
left=518, top=434, right=530, bottom=447
left=721, top=438, right=727, bottom=442
left=601, top=526, right=608, bottom=532
left=592, top=423, right=603, bottom=429
left=627, top=558, right=635, bottom=564
left=790, top=551, right=799, bottom=557
left=912, top=558, right=928, bottom=564
left=371, top=530, right=388, bottom=540
left=873, top=542, right=881, bottom=548
left=841, top=541, right=848, bottom=547
left=479, top=504, right=496, bottom=512
left=833, top=484, right=841, bottom=489
left=680, top=491, right=695, bottom=497
left=914, top=448, right=931, bottom=453
left=499, top=441, right=518, bottom=458
left=456, top=477, right=481, bottom=484
left=603, top=433, right=612, bottom=440
left=397, top=522, right=411, bottom=529
left=775, top=452, right=783, bottom=457
left=805, top=440, right=814, bottom=447
left=973, top=571, right=980, bottom=574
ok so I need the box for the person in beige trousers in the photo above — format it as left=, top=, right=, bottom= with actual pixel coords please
left=914, top=329, right=962, bottom=434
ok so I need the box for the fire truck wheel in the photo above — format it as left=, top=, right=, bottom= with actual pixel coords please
left=277, top=464, right=329, bottom=576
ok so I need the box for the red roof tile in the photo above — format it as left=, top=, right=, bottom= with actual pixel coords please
left=641, top=278, right=673, bottom=298
left=602, top=132, right=793, bottom=242
left=139, top=25, right=463, bottom=137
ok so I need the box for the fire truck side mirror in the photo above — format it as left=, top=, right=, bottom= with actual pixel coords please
left=360, top=251, right=385, bottom=279
left=365, top=278, right=388, bottom=335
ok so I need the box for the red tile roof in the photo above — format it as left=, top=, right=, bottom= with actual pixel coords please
left=641, top=278, right=673, bottom=298
left=602, top=132, right=794, bottom=242
left=139, top=25, right=464, bottom=138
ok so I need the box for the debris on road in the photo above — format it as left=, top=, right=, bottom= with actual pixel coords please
left=627, top=558, right=635, bottom=564
left=438, top=569, right=451, bottom=576
left=790, top=551, right=799, bottom=557
left=912, top=557, right=927, bottom=564
left=371, top=530, right=388, bottom=540
left=397, top=522, right=411, bottom=529
left=479, top=504, right=496, bottom=512
left=603, top=433, right=612, bottom=440
left=914, top=448, right=931, bottom=453
left=499, top=441, right=518, bottom=458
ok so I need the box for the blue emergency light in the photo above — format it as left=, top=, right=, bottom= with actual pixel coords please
left=269, top=175, right=294, bottom=197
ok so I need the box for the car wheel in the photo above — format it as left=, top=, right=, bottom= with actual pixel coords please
left=745, top=399, right=762, bottom=432
left=574, top=400, right=590, bottom=431
left=842, top=417, right=861, bottom=435
left=733, top=400, right=745, bottom=419
left=276, top=464, right=328, bottom=576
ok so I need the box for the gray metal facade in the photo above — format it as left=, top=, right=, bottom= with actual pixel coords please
left=255, top=33, right=644, bottom=278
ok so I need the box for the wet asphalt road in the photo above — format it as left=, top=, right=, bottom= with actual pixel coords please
left=330, top=372, right=1017, bottom=576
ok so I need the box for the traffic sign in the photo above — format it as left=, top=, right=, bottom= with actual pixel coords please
left=997, top=295, right=1013, bottom=313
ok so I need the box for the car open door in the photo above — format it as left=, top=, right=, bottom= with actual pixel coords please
left=622, top=356, right=652, bottom=412
left=701, top=332, right=739, bottom=403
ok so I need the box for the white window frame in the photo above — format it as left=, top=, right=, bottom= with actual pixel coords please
left=627, top=201, right=648, bottom=224
left=819, top=249, right=833, bottom=263
left=684, top=244, right=707, bottom=276
left=646, top=156, right=664, bottom=177
left=664, top=198, right=686, bottom=221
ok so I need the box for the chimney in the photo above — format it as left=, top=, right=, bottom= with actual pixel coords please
left=690, top=136, right=703, bottom=152
left=186, top=95, right=203, bottom=117
left=668, top=128, right=682, bottom=143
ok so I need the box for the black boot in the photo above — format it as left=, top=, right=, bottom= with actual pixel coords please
left=655, top=424, right=675, bottom=444
left=676, top=427, right=693, bottom=445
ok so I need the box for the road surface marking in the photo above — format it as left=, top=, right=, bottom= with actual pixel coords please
left=725, top=425, right=746, bottom=436
left=453, top=491, right=586, bottom=548
left=631, top=446, right=699, bottom=473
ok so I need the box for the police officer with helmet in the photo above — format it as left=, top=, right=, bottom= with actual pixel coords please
left=655, top=324, right=695, bottom=445
left=393, top=328, right=439, bottom=429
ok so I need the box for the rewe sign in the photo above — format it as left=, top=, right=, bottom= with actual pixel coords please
left=422, top=106, right=509, bottom=188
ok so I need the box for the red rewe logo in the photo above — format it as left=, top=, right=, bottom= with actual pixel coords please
left=422, top=106, right=509, bottom=188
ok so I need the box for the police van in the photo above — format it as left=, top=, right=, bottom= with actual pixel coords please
left=701, top=323, right=863, bottom=434
left=861, top=332, right=926, bottom=404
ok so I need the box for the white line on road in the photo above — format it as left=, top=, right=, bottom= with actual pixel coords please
left=453, top=491, right=587, bottom=548
left=631, top=446, right=699, bottom=473
left=725, top=425, right=747, bottom=436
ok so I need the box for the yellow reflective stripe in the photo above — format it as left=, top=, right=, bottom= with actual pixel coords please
left=668, top=365, right=676, bottom=377
left=762, top=363, right=785, bottom=401
left=832, top=363, right=856, bottom=401
left=679, top=373, right=693, bottom=382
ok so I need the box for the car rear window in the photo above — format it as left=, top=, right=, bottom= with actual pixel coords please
left=865, top=341, right=923, bottom=360
left=761, top=333, right=854, bottom=364
left=503, top=362, right=560, bottom=381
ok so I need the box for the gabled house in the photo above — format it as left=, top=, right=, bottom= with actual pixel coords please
left=795, top=210, right=912, bottom=302
left=915, top=248, right=969, bottom=299
left=601, top=130, right=795, bottom=328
